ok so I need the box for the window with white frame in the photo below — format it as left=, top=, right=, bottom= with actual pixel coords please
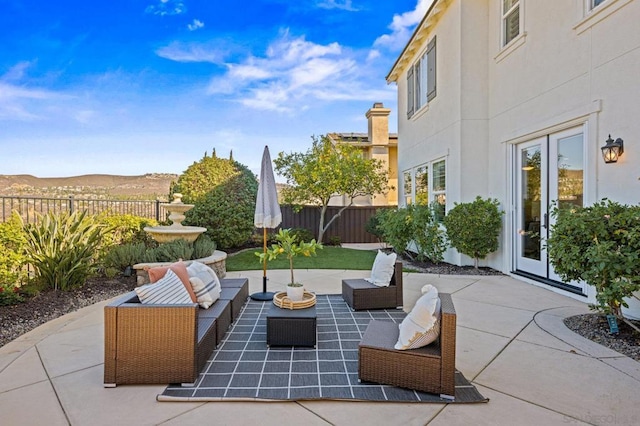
left=590, top=0, right=606, bottom=9
left=403, top=159, right=447, bottom=220
left=502, top=0, right=520, bottom=46
left=407, top=37, right=436, bottom=119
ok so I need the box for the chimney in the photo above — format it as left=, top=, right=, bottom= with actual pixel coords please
left=366, top=102, right=391, bottom=146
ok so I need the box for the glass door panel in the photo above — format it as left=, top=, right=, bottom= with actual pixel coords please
left=514, top=126, right=586, bottom=294
left=515, top=138, right=547, bottom=276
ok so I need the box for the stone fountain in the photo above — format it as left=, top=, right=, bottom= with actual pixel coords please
left=144, top=193, right=206, bottom=243
left=135, top=193, right=227, bottom=284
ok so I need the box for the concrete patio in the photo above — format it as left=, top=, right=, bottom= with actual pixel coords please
left=1, top=269, right=639, bottom=425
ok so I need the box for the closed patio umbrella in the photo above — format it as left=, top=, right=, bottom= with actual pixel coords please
left=251, top=145, right=282, bottom=301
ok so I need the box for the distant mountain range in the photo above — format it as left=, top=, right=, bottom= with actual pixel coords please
left=0, top=173, right=178, bottom=200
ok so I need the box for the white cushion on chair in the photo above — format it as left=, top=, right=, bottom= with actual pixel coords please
left=395, top=285, right=441, bottom=350
left=365, top=250, right=397, bottom=287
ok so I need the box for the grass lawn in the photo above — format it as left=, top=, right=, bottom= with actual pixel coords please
left=226, top=246, right=378, bottom=271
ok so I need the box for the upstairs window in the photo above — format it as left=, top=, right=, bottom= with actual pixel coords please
left=591, top=0, right=606, bottom=9
left=407, top=37, right=437, bottom=119
left=502, top=0, right=520, bottom=46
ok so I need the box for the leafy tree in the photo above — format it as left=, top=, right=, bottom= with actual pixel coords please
left=172, top=152, right=259, bottom=249
left=443, top=197, right=503, bottom=269
left=546, top=200, right=640, bottom=324
left=274, top=135, right=390, bottom=243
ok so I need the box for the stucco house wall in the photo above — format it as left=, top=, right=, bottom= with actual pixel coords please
left=388, top=0, right=640, bottom=316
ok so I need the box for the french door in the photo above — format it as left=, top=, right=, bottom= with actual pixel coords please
left=514, top=126, right=586, bottom=294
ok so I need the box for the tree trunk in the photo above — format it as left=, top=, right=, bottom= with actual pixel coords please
left=318, top=202, right=352, bottom=243
left=318, top=206, right=327, bottom=243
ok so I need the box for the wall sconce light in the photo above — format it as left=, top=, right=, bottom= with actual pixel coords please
left=601, top=134, right=624, bottom=164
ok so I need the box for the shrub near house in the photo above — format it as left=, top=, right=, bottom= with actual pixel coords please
left=547, top=200, right=640, bottom=319
left=443, top=197, right=503, bottom=269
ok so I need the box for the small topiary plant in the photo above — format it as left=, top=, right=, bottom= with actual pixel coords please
left=443, top=196, right=503, bottom=269
left=546, top=199, right=640, bottom=324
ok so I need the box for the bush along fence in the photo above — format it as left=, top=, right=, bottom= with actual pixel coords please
left=1, top=195, right=393, bottom=244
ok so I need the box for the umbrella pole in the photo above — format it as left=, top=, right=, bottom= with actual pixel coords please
left=262, top=227, right=268, bottom=292
left=250, top=227, right=275, bottom=301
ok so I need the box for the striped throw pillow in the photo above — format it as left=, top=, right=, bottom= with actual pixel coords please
left=135, top=269, right=193, bottom=305
left=186, top=262, right=221, bottom=309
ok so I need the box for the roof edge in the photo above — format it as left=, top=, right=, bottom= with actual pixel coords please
left=385, top=0, right=444, bottom=83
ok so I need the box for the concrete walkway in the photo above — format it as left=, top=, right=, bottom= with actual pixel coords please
left=1, top=269, right=639, bottom=426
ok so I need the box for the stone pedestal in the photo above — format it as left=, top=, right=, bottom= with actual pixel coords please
left=133, top=250, right=228, bottom=285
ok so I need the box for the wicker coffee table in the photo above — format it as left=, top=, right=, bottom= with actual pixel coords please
left=266, top=303, right=317, bottom=347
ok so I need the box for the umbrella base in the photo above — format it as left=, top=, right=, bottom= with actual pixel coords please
left=250, top=291, right=275, bottom=301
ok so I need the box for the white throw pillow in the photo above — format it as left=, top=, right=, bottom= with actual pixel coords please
left=188, top=277, right=221, bottom=309
left=135, top=269, right=193, bottom=305
left=395, top=285, right=441, bottom=350
left=365, top=250, right=397, bottom=287
left=186, top=262, right=221, bottom=309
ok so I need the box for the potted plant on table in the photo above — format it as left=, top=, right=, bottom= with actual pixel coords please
left=256, top=228, right=323, bottom=301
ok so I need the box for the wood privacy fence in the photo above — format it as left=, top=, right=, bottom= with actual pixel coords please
left=1, top=195, right=392, bottom=243
left=280, top=205, right=392, bottom=243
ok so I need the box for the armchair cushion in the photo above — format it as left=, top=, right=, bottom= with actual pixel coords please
left=365, top=250, right=397, bottom=287
left=395, top=285, right=440, bottom=350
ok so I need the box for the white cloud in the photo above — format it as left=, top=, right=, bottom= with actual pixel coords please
left=0, top=80, right=62, bottom=121
left=2, top=61, right=32, bottom=82
left=374, top=0, right=434, bottom=50
left=145, top=0, right=186, bottom=16
left=202, top=30, right=374, bottom=113
left=156, top=41, right=225, bottom=63
left=316, top=0, right=359, bottom=11
left=188, top=19, right=204, bottom=31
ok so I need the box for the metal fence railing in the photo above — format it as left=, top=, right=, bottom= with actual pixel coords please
left=1, top=196, right=167, bottom=224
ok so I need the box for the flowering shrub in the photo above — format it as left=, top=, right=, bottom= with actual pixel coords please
left=0, top=212, right=27, bottom=305
left=547, top=200, right=640, bottom=318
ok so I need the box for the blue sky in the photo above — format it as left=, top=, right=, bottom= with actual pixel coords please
left=0, top=0, right=431, bottom=178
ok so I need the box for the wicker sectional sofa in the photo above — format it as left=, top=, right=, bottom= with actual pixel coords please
left=103, top=278, right=248, bottom=387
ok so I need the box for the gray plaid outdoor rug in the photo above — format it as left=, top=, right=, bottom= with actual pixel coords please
left=158, top=295, right=488, bottom=403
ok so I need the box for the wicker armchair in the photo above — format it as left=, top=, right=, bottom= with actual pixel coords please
left=341, top=261, right=403, bottom=310
left=358, top=293, right=457, bottom=397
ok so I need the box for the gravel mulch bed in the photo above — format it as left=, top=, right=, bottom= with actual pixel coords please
left=1, top=257, right=638, bottom=364
left=0, top=276, right=137, bottom=348
left=564, top=314, right=640, bottom=362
